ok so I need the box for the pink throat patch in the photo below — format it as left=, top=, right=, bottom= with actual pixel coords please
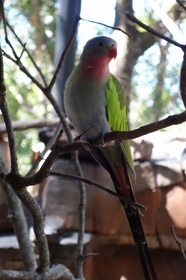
left=79, top=56, right=111, bottom=80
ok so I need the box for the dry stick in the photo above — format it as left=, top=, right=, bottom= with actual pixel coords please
left=0, top=143, right=37, bottom=272
left=1, top=0, right=45, bottom=92
left=0, top=118, right=59, bottom=133
left=48, top=2, right=81, bottom=90
left=50, top=171, right=147, bottom=211
left=177, top=0, right=186, bottom=11
left=125, top=12, right=184, bottom=49
left=5, top=108, right=186, bottom=191
left=0, top=47, right=37, bottom=271
left=44, top=0, right=86, bottom=277
left=26, top=121, right=62, bottom=176
left=16, top=189, right=50, bottom=274
left=0, top=264, right=75, bottom=280
left=0, top=48, right=19, bottom=174
left=104, top=110, right=186, bottom=143
left=79, top=16, right=132, bottom=37
left=171, top=225, right=186, bottom=261
left=180, top=48, right=186, bottom=108
left=55, top=2, right=87, bottom=279
left=5, top=20, right=48, bottom=87
left=1, top=3, right=50, bottom=273
left=2, top=1, right=85, bottom=277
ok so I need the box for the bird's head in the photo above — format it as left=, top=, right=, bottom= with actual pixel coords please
left=80, top=36, right=117, bottom=67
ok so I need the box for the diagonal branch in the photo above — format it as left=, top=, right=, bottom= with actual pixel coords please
left=171, top=225, right=186, bottom=260
left=125, top=12, right=184, bottom=49
left=0, top=47, right=19, bottom=174
left=5, top=20, right=48, bottom=87
left=47, top=0, right=82, bottom=90
left=50, top=171, right=147, bottom=210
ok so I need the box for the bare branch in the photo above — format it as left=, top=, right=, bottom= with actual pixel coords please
left=0, top=118, right=60, bottom=133
left=0, top=148, right=37, bottom=271
left=48, top=0, right=82, bottom=90
left=0, top=264, right=75, bottom=280
left=0, top=47, right=19, bottom=174
left=177, top=0, right=186, bottom=11
left=125, top=12, right=184, bottom=49
left=4, top=110, right=186, bottom=191
left=171, top=225, right=186, bottom=260
left=180, top=49, right=186, bottom=107
left=5, top=20, right=48, bottom=87
left=27, top=122, right=62, bottom=176
left=79, top=16, right=132, bottom=37
left=104, top=110, right=186, bottom=143
left=16, top=189, right=50, bottom=273
left=50, top=171, right=147, bottom=210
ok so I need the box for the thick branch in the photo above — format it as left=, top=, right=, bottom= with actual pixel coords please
left=0, top=264, right=75, bottom=280
left=16, top=189, right=50, bottom=273
left=3, top=110, right=186, bottom=190
left=0, top=148, right=37, bottom=272
left=50, top=171, right=146, bottom=210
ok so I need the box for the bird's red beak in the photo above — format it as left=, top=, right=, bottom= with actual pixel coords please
left=109, top=47, right=117, bottom=59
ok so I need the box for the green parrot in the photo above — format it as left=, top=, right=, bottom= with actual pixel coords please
left=64, top=36, right=156, bottom=280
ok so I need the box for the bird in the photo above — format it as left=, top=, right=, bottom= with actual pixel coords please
left=64, top=36, right=157, bottom=280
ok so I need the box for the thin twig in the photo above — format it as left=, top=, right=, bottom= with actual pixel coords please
left=2, top=49, right=45, bottom=91
left=171, top=225, right=186, bottom=260
left=177, top=0, right=186, bottom=11
left=26, top=122, right=62, bottom=176
left=125, top=12, right=184, bottom=49
left=5, top=20, right=48, bottom=87
left=48, top=1, right=81, bottom=90
left=79, top=16, right=132, bottom=37
left=0, top=0, right=17, bottom=59
left=74, top=124, right=97, bottom=141
left=50, top=171, right=147, bottom=210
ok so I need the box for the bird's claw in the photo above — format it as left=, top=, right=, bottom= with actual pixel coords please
left=98, top=132, right=105, bottom=146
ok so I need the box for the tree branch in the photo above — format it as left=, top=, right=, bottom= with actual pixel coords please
left=47, top=0, right=81, bottom=90
left=16, top=189, right=50, bottom=273
left=0, top=148, right=37, bottom=272
left=0, top=264, right=75, bottom=280
left=3, top=110, right=186, bottom=191
left=125, top=12, right=184, bottom=49
left=0, top=118, right=60, bottom=133
left=5, top=20, right=48, bottom=87
left=0, top=48, right=19, bottom=174
left=171, top=225, right=186, bottom=260
left=79, top=16, right=132, bottom=37
left=50, top=171, right=147, bottom=210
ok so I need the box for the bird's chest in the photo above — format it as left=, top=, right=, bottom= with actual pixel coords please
left=66, top=79, right=110, bottom=139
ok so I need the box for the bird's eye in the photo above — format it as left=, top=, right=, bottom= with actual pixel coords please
left=98, top=42, right=103, bottom=47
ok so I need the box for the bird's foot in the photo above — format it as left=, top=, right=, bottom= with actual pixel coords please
left=73, top=136, right=91, bottom=152
left=98, top=132, right=105, bottom=147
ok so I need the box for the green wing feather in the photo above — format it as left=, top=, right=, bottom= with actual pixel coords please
left=106, top=74, right=134, bottom=174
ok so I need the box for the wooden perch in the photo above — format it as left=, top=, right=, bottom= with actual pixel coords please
left=0, top=118, right=60, bottom=134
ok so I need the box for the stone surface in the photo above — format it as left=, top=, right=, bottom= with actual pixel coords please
left=155, top=183, right=186, bottom=239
